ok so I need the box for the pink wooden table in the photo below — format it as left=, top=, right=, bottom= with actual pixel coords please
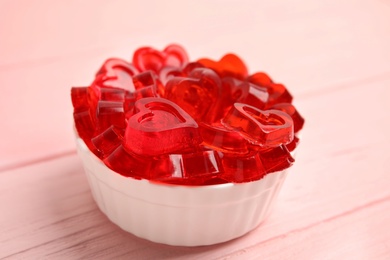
left=1, top=0, right=390, bottom=259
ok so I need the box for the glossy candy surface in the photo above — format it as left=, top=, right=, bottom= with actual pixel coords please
left=71, top=44, right=305, bottom=185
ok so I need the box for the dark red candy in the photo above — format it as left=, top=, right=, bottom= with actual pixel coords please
left=96, top=101, right=126, bottom=131
left=222, top=103, right=294, bottom=147
left=124, top=97, right=202, bottom=156
left=165, top=68, right=221, bottom=122
left=217, top=77, right=250, bottom=119
left=132, top=71, right=163, bottom=97
left=286, top=135, right=300, bottom=152
left=87, top=86, right=127, bottom=118
left=247, top=72, right=293, bottom=106
left=133, top=44, right=189, bottom=73
left=158, top=62, right=204, bottom=89
left=71, top=87, right=89, bottom=113
left=100, top=87, right=126, bottom=102
left=199, top=122, right=249, bottom=154
left=259, top=145, right=294, bottom=173
left=94, top=58, right=138, bottom=91
left=221, top=152, right=266, bottom=183
left=91, top=126, right=124, bottom=158
left=153, top=150, right=222, bottom=185
left=182, top=62, right=205, bottom=75
left=74, top=110, right=96, bottom=148
left=104, top=145, right=154, bottom=179
left=198, top=53, right=248, bottom=80
left=244, top=82, right=269, bottom=110
left=270, top=103, right=305, bottom=133
left=159, top=66, right=184, bottom=85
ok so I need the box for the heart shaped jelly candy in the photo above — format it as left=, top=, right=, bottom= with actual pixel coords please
left=222, top=103, right=293, bottom=147
left=91, top=126, right=124, bottom=158
left=96, top=101, right=126, bottom=132
left=152, top=150, right=222, bottom=185
left=124, top=97, right=202, bottom=156
left=104, top=145, right=159, bottom=179
left=216, top=77, right=250, bottom=120
left=132, top=70, right=163, bottom=97
left=259, top=145, right=294, bottom=173
left=71, top=87, right=89, bottom=113
left=94, top=58, right=139, bottom=91
left=247, top=72, right=293, bottom=107
left=270, top=103, right=305, bottom=133
left=165, top=68, right=222, bottom=122
left=71, top=87, right=97, bottom=148
left=244, top=82, right=269, bottom=110
left=221, top=152, right=266, bottom=183
left=133, top=44, right=189, bottom=73
left=199, top=122, right=249, bottom=154
left=286, top=135, right=299, bottom=152
left=198, top=53, right=248, bottom=80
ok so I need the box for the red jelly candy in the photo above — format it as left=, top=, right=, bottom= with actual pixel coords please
left=91, top=126, right=124, bottom=158
left=221, top=152, right=266, bottom=183
left=96, top=101, right=126, bottom=131
left=87, top=85, right=128, bottom=118
left=104, top=145, right=155, bottom=179
left=198, top=53, right=248, bottom=80
left=222, top=103, right=294, bottom=147
left=133, top=44, right=189, bottom=73
left=124, top=97, right=202, bottom=156
left=244, top=82, right=269, bottom=110
left=165, top=68, right=222, bottom=122
left=153, top=150, right=223, bottom=185
left=270, top=103, right=305, bottom=133
left=71, top=87, right=89, bottom=113
left=100, top=88, right=126, bottom=102
left=247, top=72, right=293, bottom=106
left=132, top=71, right=163, bottom=97
left=159, top=66, right=184, bottom=85
left=216, top=77, right=250, bottom=119
left=94, top=58, right=138, bottom=91
left=259, top=145, right=294, bottom=173
left=286, top=135, right=300, bottom=152
left=199, top=122, right=249, bottom=154
left=159, top=62, right=204, bottom=88
left=182, top=62, right=205, bottom=75
left=73, top=110, right=96, bottom=150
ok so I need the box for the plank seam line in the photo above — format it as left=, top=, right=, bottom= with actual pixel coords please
left=0, top=150, right=77, bottom=173
left=0, top=222, right=106, bottom=260
left=218, top=193, right=390, bottom=259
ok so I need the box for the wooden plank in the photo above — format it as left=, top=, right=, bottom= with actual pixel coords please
left=1, top=78, right=389, bottom=258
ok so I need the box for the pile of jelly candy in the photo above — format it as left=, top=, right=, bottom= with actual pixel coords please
left=71, top=44, right=304, bottom=185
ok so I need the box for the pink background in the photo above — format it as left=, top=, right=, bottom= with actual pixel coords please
left=1, top=0, right=390, bottom=258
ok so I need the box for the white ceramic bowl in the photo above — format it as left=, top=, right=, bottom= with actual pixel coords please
left=76, top=137, right=288, bottom=246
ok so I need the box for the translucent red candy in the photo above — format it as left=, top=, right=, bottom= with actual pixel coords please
left=259, top=145, right=295, bottom=173
left=133, top=44, right=189, bottom=73
left=94, top=58, right=138, bottom=91
left=124, top=97, right=202, bottom=156
left=222, top=103, right=294, bottom=147
left=153, top=150, right=223, bottom=185
left=221, top=152, right=266, bottom=183
left=199, top=122, right=249, bottom=154
left=198, top=54, right=248, bottom=80
left=246, top=72, right=293, bottom=107
left=91, top=126, right=124, bottom=158
left=71, top=44, right=304, bottom=185
left=270, top=103, right=305, bottom=133
left=165, top=68, right=222, bottom=122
